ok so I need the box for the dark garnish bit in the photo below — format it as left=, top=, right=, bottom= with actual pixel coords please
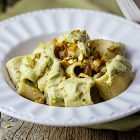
left=84, top=65, right=92, bottom=76
left=54, top=40, right=68, bottom=59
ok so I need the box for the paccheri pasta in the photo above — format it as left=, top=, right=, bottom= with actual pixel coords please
left=6, top=30, right=134, bottom=107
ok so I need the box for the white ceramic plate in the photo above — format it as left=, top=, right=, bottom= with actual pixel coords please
left=0, top=9, right=140, bottom=126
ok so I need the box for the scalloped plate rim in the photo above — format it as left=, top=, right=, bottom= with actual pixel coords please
left=0, top=8, right=140, bottom=126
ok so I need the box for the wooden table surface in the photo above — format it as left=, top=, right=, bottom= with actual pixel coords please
left=0, top=113, right=140, bottom=140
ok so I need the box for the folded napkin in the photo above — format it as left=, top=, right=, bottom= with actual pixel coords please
left=86, top=114, right=140, bottom=131
left=0, top=0, right=123, bottom=20
left=0, top=0, right=140, bottom=131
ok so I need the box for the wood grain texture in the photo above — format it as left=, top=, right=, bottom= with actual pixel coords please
left=0, top=113, right=140, bottom=140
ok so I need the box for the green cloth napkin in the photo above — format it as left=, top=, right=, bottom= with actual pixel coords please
left=0, top=0, right=123, bottom=20
left=0, top=0, right=140, bottom=131
left=87, top=114, right=140, bottom=131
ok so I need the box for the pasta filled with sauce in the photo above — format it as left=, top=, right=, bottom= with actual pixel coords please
left=6, top=30, right=134, bottom=107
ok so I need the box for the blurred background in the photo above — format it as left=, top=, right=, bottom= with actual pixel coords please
left=0, top=0, right=123, bottom=20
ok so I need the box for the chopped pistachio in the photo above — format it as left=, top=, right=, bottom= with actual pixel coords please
left=101, top=55, right=108, bottom=62
left=92, top=59, right=102, bottom=72
left=69, top=43, right=77, bottom=51
left=68, top=59, right=74, bottom=64
left=78, top=53, right=83, bottom=61
left=29, top=59, right=36, bottom=68
left=60, top=59, right=70, bottom=68
left=83, top=59, right=89, bottom=64
left=35, top=53, right=41, bottom=59
left=35, top=97, right=44, bottom=104
left=51, top=38, right=57, bottom=45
